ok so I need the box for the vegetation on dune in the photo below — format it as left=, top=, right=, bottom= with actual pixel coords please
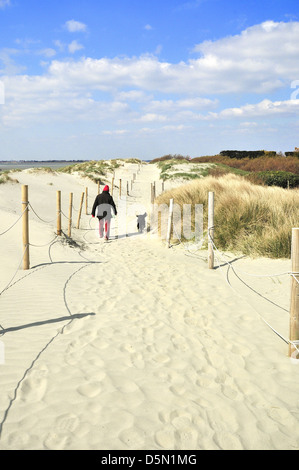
left=152, top=151, right=299, bottom=188
left=150, top=154, right=190, bottom=164
left=155, top=173, right=299, bottom=259
left=154, top=157, right=214, bottom=181
left=191, top=153, right=299, bottom=177
left=58, top=158, right=142, bottom=183
left=29, top=167, right=56, bottom=174
left=0, top=171, right=19, bottom=184
left=253, top=171, right=299, bottom=189
left=0, top=158, right=143, bottom=185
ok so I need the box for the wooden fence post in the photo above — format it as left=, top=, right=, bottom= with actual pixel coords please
left=111, top=177, right=114, bottom=196
left=68, top=193, right=73, bottom=238
left=22, top=185, right=30, bottom=270
left=119, top=179, right=122, bottom=198
left=208, top=191, right=215, bottom=270
left=85, top=187, right=88, bottom=215
left=289, top=227, right=299, bottom=359
left=77, top=192, right=85, bottom=229
left=127, top=181, right=129, bottom=196
left=151, top=183, right=156, bottom=204
left=166, top=199, right=174, bottom=248
left=57, top=190, right=62, bottom=236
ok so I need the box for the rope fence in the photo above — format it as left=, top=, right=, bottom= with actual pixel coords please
left=163, top=192, right=299, bottom=360
left=0, top=184, right=99, bottom=297
left=0, top=165, right=137, bottom=294
left=0, top=171, right=298, bottom=361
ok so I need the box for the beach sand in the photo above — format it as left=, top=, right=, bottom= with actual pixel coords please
left=0, top=162, right=298, bottom=450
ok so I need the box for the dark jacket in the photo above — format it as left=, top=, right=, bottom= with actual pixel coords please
left=92, top=191, right=117, bottom=220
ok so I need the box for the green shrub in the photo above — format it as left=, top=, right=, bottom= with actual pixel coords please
left=220, top=150, right=270, bottom=159
left=285, top=152, right=299, bottom=158
left=256, top=171, right=299, bottom=188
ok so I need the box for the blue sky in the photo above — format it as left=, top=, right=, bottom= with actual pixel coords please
left=0, top=0, right=299, bottom=160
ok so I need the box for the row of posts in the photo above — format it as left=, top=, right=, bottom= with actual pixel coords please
left=21, top=185, right=298, bottom=359
left=165, top=191, right=214, bottom=270
left=101, top=173, right=138, bottom=199
left=22, top=185, right=87, bottom=271
left=165, top=192, right=299, bottom=359
left=21, top=173, right=140, bottom=270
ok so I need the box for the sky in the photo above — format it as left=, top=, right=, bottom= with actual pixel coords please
left=0, top=0, right=299, bottom=161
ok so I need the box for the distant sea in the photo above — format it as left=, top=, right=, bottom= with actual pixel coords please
left=0, top=161, right=88, bottom=172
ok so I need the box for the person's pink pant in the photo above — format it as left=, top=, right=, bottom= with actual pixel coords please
left=99, top=219, right=111, bottom=239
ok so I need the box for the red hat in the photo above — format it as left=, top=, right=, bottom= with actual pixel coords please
left=103, top=185, right=109, bottom=192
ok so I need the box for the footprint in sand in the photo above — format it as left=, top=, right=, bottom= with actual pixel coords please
left=196, top=374, right=216, bottom=388
left=267, top=407, right=294, bottom=425
left=152, top=353, right=171, bottom=365
left=214, top=431, right=244, bottom=450
left=77, top=382, right=102, bottom=398
left=20, top=366, right=48, bottom=403
left=8, top=431, right=29, bottom=448
left=171, top=334, right=189, bottom=352
left=116, top=379, right=140, bottom=393
left=131, top=352, right=145, bottom=369
left=155, top=428, right=175, bottom=449
left=56, top=413, right=80, bottom=433
left=142, top=327, right=154, bottom=344
left=66, top=329, right=97, bottom=353
left=62, top=320, right=83, bottom=335
left=171, top=414, right=192, bottom=429
left=221, top=384, right=240, bottom=401
left=65, top=330, right=98, bottom=365
left=119, top=426, right=146, bottom=449
left=44, top=431, right=70, bottom=450
left=170, top=384, right=186, bottom=396
left=121, top=343, right=136, bottom=354
left=155, top=411, right=198, bottom=450
left=175, top=426, right=198, bottom=450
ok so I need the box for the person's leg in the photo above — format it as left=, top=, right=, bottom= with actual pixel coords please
left=105, top=219, right=111, bottom=240
left=99, top=219, right=104, bottom=237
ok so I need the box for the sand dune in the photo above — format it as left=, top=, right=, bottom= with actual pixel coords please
left=0, top=162, right=298, bottom=450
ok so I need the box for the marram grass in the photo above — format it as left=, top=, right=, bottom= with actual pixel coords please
left=155, top=174, right=299, bottom=259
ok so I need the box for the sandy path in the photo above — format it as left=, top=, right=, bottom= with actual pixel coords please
left=0, top=163, right=298, bottom=450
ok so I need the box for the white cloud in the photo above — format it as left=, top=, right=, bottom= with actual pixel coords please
left=146, top=97, right=218, bottom=113
left=154, top=45, right=163, bottom=55
left=53, top=40, right=65, bottom=52
left=38, top=48, right=56, bottom=58
left=144, top=24, right=153, bottom=30
left=65, top=20, right=87, bottom=33
left=116, top=90, right=151, bottom=102
left=68, top=40, right=84, bottom=54
left=2, top=19, right=299, bottom=149
left=0, top=0, right=10, bottom=9
left=41, top=21, right=299, bottom=96
left=217, top=99, right=299, bottom=119
left=140, top=113, right=168, bottom=122
left=175, top=0, right=208, bottom=11
left=0, top=48, right=26, bottom=74
left=192, top=20, right=299, bottom=91
left=102, top=129, right=129, bottom=135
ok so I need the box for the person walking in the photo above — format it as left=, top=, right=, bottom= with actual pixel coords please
left=92, top=185, right=117, bottom=240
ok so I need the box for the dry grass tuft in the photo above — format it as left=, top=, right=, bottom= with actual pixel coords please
left=0, top=172, right=19, bottom=184
left=155, top=174, right=299, bottom=258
